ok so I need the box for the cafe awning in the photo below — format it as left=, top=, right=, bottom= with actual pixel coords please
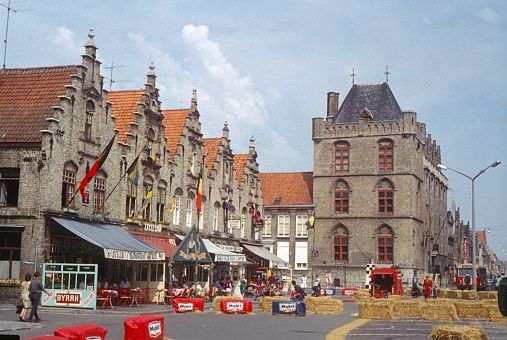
left=52, top=217, right=165, bottom=261
left=202, top=239, right=247, bottom=263
left=242, top=244, right=289, bottom=266
left=144, top=240, right=177, bottom=258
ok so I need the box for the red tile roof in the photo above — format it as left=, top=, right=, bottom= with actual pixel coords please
left=204, top=138, right=221, bottom=176
left=233, top=154, right=249, bottom=186
left=162, top=109, right=189, bottom=161
left=108, top=90, right=143, bottom=143
left=0, top=66, right=79, bottom=143
left=259, top=172, right=313, bottom=206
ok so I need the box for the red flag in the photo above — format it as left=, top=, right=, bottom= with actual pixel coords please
left=79, top=134, right=116, bottom=197
left=253, top=203, right=261, bottom=222
left=196, top=173, right=203, bottom=214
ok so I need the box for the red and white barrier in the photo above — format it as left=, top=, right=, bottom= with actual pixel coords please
left=341, top=287, right=358, bottom=296
left=172, top=297, right=204, bottom=313
left=54, top=324, right=108, bottom=340
left=219, top=299, right=252, bottom=314
left=124, top=315, right=164, bottom=340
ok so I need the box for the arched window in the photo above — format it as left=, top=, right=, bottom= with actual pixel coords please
left=334, top=141, right=350, bottom=173
left=378, top=140, right=393, bottom=171
left=334, top=180, right=349, bottom=214
left=333, top=226, right=349, bottom=263
left=377, top=179, right=394, bottom=213
left=85, top=101, right=95, bottom=140
left=377, top=225, right=394, bottom=264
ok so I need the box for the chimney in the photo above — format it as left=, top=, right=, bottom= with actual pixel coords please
left=327, top=92, right=339, bottom=119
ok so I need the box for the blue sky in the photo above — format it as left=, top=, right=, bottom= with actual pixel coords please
left=3, top=1, right=506, bottom=261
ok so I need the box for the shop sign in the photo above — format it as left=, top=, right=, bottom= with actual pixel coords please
left=104, top=249, right=164, bottom=261
left=216, top=254, right=246, bottom=262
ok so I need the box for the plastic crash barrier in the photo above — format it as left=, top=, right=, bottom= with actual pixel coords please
left=124, top=315, right=164, bottom=340
left=341, top=287, right=358, bottom=296
left=324, top=288, right=336, bottom=295
left=272, top=300, right=306, bottom=316
left=54, top=324, right=108, bottom=340
left=219, top=299, right=253, bottom=314
left=28, top=337, right=68, bottom=340
left=172, top=297, right=204, bottom=313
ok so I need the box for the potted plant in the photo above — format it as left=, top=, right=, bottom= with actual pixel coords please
left=63, top=203, right=79, bottom=213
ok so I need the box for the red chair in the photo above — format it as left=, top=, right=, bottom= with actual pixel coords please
left=117, top=289, right=132, bottom=306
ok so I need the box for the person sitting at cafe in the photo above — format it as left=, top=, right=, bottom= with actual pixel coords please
left=78, top=280, right=85, bottom=289
left=119, top=277, right=130, bottom=289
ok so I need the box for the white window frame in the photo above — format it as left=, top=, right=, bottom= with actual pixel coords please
left=295, top=242, right=308, bottom=270
left=277, top=215, right=290, bottom=237
left=213, top=207, right=219, bottom=231
left=296, top=215, right=308, bottom=238
left=262, top=215, right=271, bottom=238
left=172, top=195, right=180, bottom=226
left=277, top=241, right=290, bottom=263
left=186, top=198, right=192, bottom=227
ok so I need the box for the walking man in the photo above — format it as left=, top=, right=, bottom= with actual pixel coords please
left=27, top=271, right=50, bottom=323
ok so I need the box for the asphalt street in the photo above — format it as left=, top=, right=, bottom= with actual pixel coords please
left=0, top=296, right=505, bottom=340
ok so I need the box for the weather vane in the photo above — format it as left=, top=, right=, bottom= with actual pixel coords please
left=385, top=65, right=390, bottom=83
left=351, top=67, right=356, bottom=84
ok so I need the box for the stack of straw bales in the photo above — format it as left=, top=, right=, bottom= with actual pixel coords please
left=446, top=290, right=462, bottom=299
left=304, top=296, right=343, bottom=315
left=257, top=296, right=289, bottom=313
left=358, top=300, right=394, bottom=320
left=386, top=294, right=402, bottom=301
left=477, top=291, right=490, bottom=300
left=393, top=300, right=422, bottom=317
left=429, top=324, right=488, bottom=340
left=212, top=296, right=242, bottom=312
left=436, top=289, right=448, bottom=299
left=482, top=299, right=507, bottom=322
left=461, top=290, right=477, bottom=300
left=353, top=290, right=372, bottom=302
left=421, top=299, right=458, bottom=321
left=453, top=301, right=487, bottom=319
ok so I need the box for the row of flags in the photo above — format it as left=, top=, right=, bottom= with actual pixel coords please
left=75, top=134, right=317, bottom=229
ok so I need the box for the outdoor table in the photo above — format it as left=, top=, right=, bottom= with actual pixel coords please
left=130, top=287, right=141, bottom=307
left=155, top=288, right=168, bottom=305
left=96, top=289, right=117, bottom=309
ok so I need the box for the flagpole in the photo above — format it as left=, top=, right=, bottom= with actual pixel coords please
left=98, top=145, right=146, bottom=211
left=194, top=156, right=204, bottom=298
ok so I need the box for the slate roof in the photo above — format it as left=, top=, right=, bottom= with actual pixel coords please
left=203, top=138, right=221, bottom=176
left=162, top=109, right=190, bottom=161
left=333, top=82, right=403, bottom=124
left=259, top=172, right=313, bottom=206
left=0, top=65, right=79, bottom=144
left=233, top=154, right=249, bottom=186
left=108, top=90, right=143, bottom=143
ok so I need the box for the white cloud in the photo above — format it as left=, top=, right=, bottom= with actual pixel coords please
left=46, top=26, right=82, bottom=57
left=181, top=24, right=267, bottom=127
left=477, top=7, right=498, bottom=23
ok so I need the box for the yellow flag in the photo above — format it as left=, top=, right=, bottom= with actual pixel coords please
left=167, top=196, right=175, bottom=212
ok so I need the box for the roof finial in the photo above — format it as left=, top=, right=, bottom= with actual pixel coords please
left=351, top=67, right=356, bottom=84
left=384, top=65, right=390, bottom=83
left=87, top=28, right=96, bottom=46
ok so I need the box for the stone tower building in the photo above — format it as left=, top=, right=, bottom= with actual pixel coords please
left=311, top=83, right=448, bottom=286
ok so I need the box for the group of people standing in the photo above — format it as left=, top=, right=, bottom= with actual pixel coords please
left=19, top=271, right=50, bottom=323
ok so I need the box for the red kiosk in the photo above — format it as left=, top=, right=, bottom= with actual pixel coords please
left=369, top=267, right=403, bottom=298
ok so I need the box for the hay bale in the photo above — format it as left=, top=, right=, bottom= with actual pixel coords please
left=485, top=304, right=507, bottom=322
left=305, top=296, right=333, bottom=312
left=358, top=301, right=393, bottom=320
left=481, top=299, right=498, bottom=306
left=436, top=289, right=448, bottom=299
left=461, top=290, right=477, bottom=300
left=393, top=300, right=421, bottom=317
left=421, top=300, right=458, bottom=321
left=477, top=291, right=490, bottom=300
left=488, top=290, right=498, bottom=300
left=212, top=296, right=242, bottom=311
left=313, top=299, right=343, bottom=315
left=446, top=290, right=462, bottom=300
left=257, top=296, right=289, bottom=312
left=454, top=301, right=487, bottom=319
left=353, top=290, right=371, bottom=301
left=429, top=324, right=488, bottom=340
left=387, top=294, right=402, bottom=301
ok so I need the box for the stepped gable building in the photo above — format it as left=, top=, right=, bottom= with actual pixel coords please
left=311, top=82, right=451, bottom=286
left=0, top=29, right=263, bottom=298
left=259, top=172, right=313, bottom=280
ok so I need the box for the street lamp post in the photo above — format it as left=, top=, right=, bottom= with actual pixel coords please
left=438, top=160, right=501, bottom=293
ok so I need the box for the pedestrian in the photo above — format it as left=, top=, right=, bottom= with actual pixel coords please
left=239, top=274, right=247, bottom=297
left=326, top=271, right=333, bottom=288
left=19, top=273, right=32, bottom=322
left=291, top=280, right=306, bottom=301
left=312, top=275, right=321, bottom=297
left=423, top=275, right=432, bottom=301
left=27, top=271, right=50, bottom=323
left=301, top=274, right=308, bottom=289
